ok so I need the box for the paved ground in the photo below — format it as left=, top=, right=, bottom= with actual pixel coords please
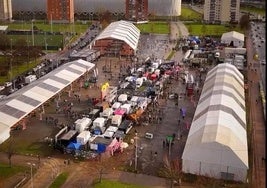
left=0, top=21, right=193, bottom=188
left=1, top=20, right=264, bottom=188
left=246, top=32, right=266, bottom=188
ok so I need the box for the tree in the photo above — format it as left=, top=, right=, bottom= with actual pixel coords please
left=0, top=33, right=10, bottom=50
left=159, top=153, right=182, bottom=188
left=4, top=138, right=16, bottom=167
left=100, top=10, right=112, bottom=27
left=14, top=38, right=27, bottom=49
left=239, top=14, right=250, bottom=31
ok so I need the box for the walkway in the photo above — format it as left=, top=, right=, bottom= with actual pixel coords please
left=246, top=33, right=266, bottom=188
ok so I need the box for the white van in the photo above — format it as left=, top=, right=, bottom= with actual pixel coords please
left=214, top=52, right=220, bottom=58
left=136, top=78, right=143, bottom=88
left=25, top=75, right=37, bottom=84
left=145, top=132, right=153, bottom=139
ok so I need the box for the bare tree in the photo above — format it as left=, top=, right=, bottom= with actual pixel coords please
left=0, top=33, right=9, bottom=50
left=160, top=153, right=182, bottom=188
left=239, top=14, right=250, bottom=31
left=4, top=138, right=16, bottom=167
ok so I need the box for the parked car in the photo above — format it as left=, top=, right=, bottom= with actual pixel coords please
left=9, top=88, right=18, bottom=94
left=0, top=85, right=5, bottom=91
left=4, top=82, right=12, bottom=87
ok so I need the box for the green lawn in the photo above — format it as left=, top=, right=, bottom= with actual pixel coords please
left=7, top=21, right=89, bottom=34
left=179, top=7, right=203, bottom=21
left=49, top=172, right=69, bottom=188
left=0, top=59, right=41, bottom=83
left=93, top=179, right=149, bottom=188
left=0, top=163, right=28, bottom=179
left=185, top=24, right=244, bottom=36
left=135, top=22, right=169, bottom=34
left=8, top=34, right=63, bottom=47
left=241, top=6, right=266, bottom=16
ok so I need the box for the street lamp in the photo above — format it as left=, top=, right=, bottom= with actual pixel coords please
left=134, top=133, right=139, bottom=171
left=31, top=20, right=35, bottom=46
left=27, top=162, right=36, bottom=188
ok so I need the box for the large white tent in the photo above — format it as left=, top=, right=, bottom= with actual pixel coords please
left=221, top=31, right=245, bottom=48
left=0, top=59, right=95, bottom=144
left=182, top=63, right=248, bottom=182
left=93, top=20, right=140, bottom=53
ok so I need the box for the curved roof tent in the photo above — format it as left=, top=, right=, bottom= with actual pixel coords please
left=94, top=20, right=140, bottom=52
left=0, top=59, right=95, bottom=144
left=182, top=63, right=248, bottom=182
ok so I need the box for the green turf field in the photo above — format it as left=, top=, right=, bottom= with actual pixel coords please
left=135, top=22, right=169, bottom=34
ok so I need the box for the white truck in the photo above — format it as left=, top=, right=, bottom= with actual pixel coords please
left=120, top=103, right=132, bottom=114
left=76, top=131, right=91, bottom=145
left=25, top=75, right=37, bottom=84
left=100, top=108, right=114, bottom=119
left=92, top=117, right=106, bottom=134
left=75, top=117, right=92, bottom=133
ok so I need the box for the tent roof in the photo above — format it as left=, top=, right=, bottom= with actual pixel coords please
left=67, top=142, right=81, bottom=149
left=221, top=31, right=244, bottom=42
left=0, top=59, right=95, bottom=136
left=182, top=63, right=248, bottom=169
left=0, top=26, right=8, bottom=31
left=94, top=20, right=140, bottom=51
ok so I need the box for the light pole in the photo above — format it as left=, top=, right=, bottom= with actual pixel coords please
left=50, top=13, right=53, bottom=33
left=31, top=20, right=35, bottom=46
left=27, top=162, right=35, bottom=188
left=134, top=133, right=138, bottom=172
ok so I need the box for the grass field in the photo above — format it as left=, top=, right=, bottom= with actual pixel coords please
left=241, top=6, right=266, bottom=16
left=93, top=179, right=149, bottom=188
left=7, top=21, right=89, bottom=34
left=0, top=163, right=28, bottom=179
left=49, top=172, right=69, bottom=188
left=135, top=22, right=169, bottom=34
left=184, top=23, right=244, bottom=36
left=8, top=34, right=63, bottom=47
left=179, top=7, right=203, bottom=21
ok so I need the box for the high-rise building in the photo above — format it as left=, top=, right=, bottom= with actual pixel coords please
left=204, top=0, right=240, bottom=23
left=0, top=0, right=12, bottom=21
left=47, top=0, right=74, bottom=23
left=125, top=0, right=148, bottom=23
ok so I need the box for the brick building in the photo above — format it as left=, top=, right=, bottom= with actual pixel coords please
left=47, top=0, right=74, bottom=23
left=125, top=0, right=148, bottom=23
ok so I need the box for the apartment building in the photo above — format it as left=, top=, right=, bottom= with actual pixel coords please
left=204, top=0, right=240, bottom=23
left=0, top=0, right=12, bottom=21
left=47, top=0, right=74, bottom=23
left=125, top=0, right=148, bottom=23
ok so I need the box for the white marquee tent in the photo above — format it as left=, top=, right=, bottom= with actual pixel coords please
left=93, top=20, right=140, bottom=53
left=221, top=31, right=245, bottom=48
left=182, top=63, right=248, bottom=182
left=0, top=59, right=95, bottom=144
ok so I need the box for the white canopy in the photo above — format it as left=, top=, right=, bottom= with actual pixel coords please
left=0, top=59, right=95, bottom=144
left=182, top=63, right=248, bottom=182
left=221, top=31, right=245, bottom=48
left=94, top=20, right=140, bottom=52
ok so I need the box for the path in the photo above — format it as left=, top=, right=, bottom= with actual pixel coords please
left=246, top=33, right=266, bottom=188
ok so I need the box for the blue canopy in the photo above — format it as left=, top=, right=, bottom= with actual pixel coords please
left=67, top=142, right=81, bottom=150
